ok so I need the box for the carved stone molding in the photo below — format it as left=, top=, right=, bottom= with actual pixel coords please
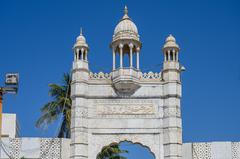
left=93, top=99, right=159, bottom=117
left=97, top=104, right=154, bottom=115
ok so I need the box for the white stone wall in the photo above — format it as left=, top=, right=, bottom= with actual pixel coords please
left=2, top=113, right=19, bottom=138
left=0, top=137, right=70, bottom=159
left=1, top=139, right=240, bottom=159
left=182, top=142, right=240, bottom=159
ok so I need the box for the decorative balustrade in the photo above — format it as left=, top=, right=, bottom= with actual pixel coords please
left=89, top=71, right=162, bottom=81
left=89, top=72, right=112, bottom=79
left=141, top=72, right=161, bottom=80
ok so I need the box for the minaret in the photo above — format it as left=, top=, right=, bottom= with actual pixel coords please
left=162, top=34, right=181, bottom=81
left=70, top=28, right=89, bottom=159
left=162, top=34, right=183, bottom=159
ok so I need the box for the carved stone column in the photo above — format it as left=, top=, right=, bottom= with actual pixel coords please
left=136, top=47, right=140, bottom=70
left=112, top=48, right=116, bottom=70
left=119, top=44, right=123, bottom=68
left=129, top=43, right=133, bottom=68
left=81, top=48, right=84, bottom=60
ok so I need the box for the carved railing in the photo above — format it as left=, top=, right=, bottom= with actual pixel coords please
left=89, top=71, right=162, bottom=80
left=140, top=72, right=162, bottom=80
left=89, top=72, right=112, bottom=80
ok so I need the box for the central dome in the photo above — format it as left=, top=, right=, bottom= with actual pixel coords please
left=114, top=16, right=138, bottom=35
left=112, top=6, right=140, bottom=43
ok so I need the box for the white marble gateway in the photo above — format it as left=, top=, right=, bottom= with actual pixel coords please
left=70, top=6, right=182, bottom=159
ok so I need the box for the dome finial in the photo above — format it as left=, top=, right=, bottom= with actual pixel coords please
left=166, top=34, right=176, bottom=42
left=80, top=27, right=83, bottom=36
left=124, top=5, right=128, bottom=15
left=122, top=5, right=129, bottom=20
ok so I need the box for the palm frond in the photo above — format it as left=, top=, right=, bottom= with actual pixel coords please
left=36, top=72, right=72, bottom=138
left=96, top=143, right=128, bottom=159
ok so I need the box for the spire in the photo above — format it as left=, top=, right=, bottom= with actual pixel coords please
left=76, top=27, right=86, bottom=42
left=124, top=5, right=128, bottom=15
left=122, top=5, right=130, bottom=20
left=80, top=27, right=83, bottom=36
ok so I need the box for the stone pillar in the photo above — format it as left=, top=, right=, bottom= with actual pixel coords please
left=129, top=43, right=133, bottom=68
left=136, top=47, right=140, bottom=70
left=85, top=50, right=88, bottom=61
left=112, top=48, right=116, bottom=70
left=74, top=52, right=77, bottom=61
left=173, top=50, right=176, bottom=61
left=119, top=44, right=123, bottom=68
left=76, top=49, right=79, bottom=61
left=164, top=51, right=167, bottom=62
left=81, top=48, right=84, bottom=60
left=168, top=50, right=170, bottom=61
left=176, top=51, right=178, bottom=62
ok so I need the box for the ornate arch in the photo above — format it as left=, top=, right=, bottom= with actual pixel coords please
left=89, top=134, right=161, bottom=159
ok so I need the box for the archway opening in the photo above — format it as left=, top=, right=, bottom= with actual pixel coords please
left=96, top=141, right=155, bottom=159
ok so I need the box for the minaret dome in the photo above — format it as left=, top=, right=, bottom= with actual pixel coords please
left=163, top=34, right=180, bottom=62
left=113, top=6, right=139, bottom=43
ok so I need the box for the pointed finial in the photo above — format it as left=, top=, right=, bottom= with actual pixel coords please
left=124, top=5, right=128, bottom=15
left=166, top=34, right=176, bottom=42
left=80, top=27, right=83, bottom=36
left=122, top=5, right=130, bottom=19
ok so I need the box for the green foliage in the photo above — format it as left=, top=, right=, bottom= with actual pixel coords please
left=36, top=73, right=71, bottom=138
left=96, top=143, right=128, bottom=159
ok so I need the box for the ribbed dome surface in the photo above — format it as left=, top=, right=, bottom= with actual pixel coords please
left=114, top=18, right=138, bottom=35
left=73, top=28, right=89, bottom=48
left=163, top=34, right=179, bottom=49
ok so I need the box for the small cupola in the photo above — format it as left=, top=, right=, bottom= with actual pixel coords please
left=162, top=34, right=180, bottom=62
left=73, top=28, right=89, bottom=62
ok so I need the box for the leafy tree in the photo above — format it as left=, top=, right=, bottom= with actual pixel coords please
left=97, top=143, right=128, bottom=159
left=36, top=73, right=71, bottom=138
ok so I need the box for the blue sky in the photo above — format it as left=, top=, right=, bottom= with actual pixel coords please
left=0, top=0, right=240, bottom=157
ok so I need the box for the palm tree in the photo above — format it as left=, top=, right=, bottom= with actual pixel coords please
left=36, top=73, right=71, bottom=138
left=96, top=143, right=128, bottom=159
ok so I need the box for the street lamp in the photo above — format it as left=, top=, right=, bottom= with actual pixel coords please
left=0, top=73, right=19, bottom=138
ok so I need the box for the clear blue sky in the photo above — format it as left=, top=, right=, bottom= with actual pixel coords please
left=0, top=0, right=240, bottom=157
